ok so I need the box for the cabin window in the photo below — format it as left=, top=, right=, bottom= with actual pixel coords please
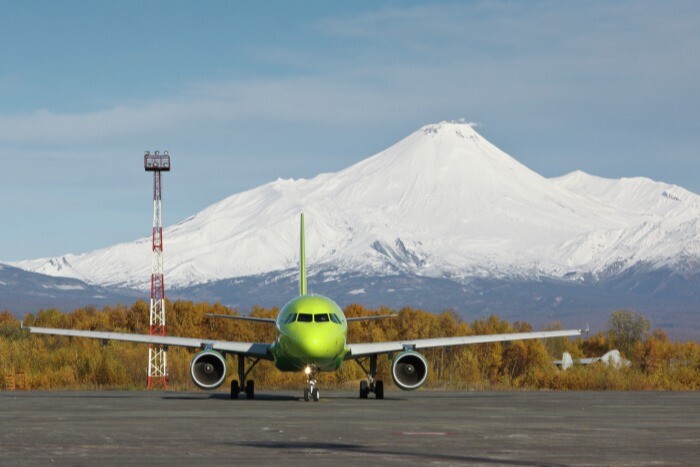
left=284, top=313, right=297, bottom=324
left=297, top=313, right=313, bottom=323
left=314, top=314, right=330, bottom=323
left=330, top=314, right=342, bottom=324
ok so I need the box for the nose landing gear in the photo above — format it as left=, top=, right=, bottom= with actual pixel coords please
left=303, top=366, right=320, bottom=402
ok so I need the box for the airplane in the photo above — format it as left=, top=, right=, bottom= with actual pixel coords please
left=554, top=350, right=630, bottom=370
left=26, top=213, right=582, bottom=401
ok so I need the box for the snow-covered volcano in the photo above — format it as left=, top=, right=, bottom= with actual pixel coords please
left=12, top=121, right=700, bottom=290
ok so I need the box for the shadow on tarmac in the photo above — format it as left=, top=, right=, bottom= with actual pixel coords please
left=162, top=393, right=408, bottom=402
left=162, top=393, right=299, bottom=401
left=35, top=394, right=144, bottom=399
left=234, top=441, right=565, bottom=466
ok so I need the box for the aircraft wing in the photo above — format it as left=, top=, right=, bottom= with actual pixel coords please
left=576, top=357, right=600, bottom=365
left=347, top=329, right=581, bottom=358
left=26, top=326, right=273, bottom=360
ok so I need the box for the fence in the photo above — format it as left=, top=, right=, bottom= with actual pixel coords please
left=2, top=367, right=27, bottom=390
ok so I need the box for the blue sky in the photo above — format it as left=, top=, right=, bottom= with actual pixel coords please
left=0, top=0, right=698, bottom=260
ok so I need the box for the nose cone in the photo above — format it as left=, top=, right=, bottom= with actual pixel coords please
left=298, top=330, right=338, bottom=360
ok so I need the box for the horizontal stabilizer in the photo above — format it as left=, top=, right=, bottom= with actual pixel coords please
left=346, top=314, right=398, bottom=322
left=206, top=313, right=276, bottom=324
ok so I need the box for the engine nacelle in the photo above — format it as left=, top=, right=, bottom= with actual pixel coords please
left=391, top=350, right=428, bottom=390
left=190, top=350, right=227, bottom=390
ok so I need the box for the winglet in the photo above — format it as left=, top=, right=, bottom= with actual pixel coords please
left=584, top=323, right=590, bottom=335
left=299, top=213, right=307, bottom=296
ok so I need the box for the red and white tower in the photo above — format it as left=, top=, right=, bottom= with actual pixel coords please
left=144, top=151, right=170, bottom=389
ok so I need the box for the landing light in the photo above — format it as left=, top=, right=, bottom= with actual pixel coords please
left=304, top=366, right=311, bottom=375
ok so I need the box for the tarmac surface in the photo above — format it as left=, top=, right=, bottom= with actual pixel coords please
left=1, top=390, right=698, bottom=465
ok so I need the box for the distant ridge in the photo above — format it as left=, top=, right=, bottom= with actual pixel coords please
left=0, top=263, right=140, bottom=313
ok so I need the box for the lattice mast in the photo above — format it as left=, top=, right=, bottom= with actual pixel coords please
left=144, top=151, right=171, bottom=389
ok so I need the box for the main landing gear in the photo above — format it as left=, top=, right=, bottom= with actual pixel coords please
left=231, top=354, right=261, bottom=400
left=355, top=354, right=384, bottom=399
left=303, top=366, right=320, bottom=402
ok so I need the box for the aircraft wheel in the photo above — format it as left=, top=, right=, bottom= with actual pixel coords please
left=359, top=381, right=369, bottom=399
left=245, top=380, right=255, bottom=399
left=312, top=387, right=320, bottom=402
left=304, top=388, right=310, bottom=402
left=231, top=380, right=239, bottom=399
left=375, top=380, right=384, bottom=399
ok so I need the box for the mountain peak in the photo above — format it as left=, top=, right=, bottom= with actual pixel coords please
left=420, top=120, right=481, bottom=140
left=11, top=123, right=700, bottom=290
left=357, top=120, right=527, bottom=176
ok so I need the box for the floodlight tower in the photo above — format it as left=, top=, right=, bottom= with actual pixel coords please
left=144, top=151, right=171, bottom=389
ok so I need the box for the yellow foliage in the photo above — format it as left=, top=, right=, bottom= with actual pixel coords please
left=0, top=303, right=698, bottom=391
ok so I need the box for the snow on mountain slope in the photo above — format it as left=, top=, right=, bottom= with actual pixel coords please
left=552, top=171, right=700, bottom=273
left=12, top=122, right=700, bottom=289
left=552, top=170, right=699, bottom=218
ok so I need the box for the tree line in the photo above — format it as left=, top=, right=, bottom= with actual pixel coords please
left=0, top=302, right=698, bottom=391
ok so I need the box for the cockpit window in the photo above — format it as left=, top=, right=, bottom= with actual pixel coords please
left=330, top=314, right=342, bottom=324
left=314, top=314, right=330, bottom=323
left=284, top=313, right=297, bottom=324
left=297, top=313, right=313, bottom=323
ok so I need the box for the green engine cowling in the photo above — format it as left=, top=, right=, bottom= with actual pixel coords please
left=391, top=350, right=428, bottom=390
left=190, top=350, right=227, bottom=390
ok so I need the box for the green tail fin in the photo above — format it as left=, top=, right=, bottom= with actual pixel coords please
left=299, top=213, right=307, bottom=296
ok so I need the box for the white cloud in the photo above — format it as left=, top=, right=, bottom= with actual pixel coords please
left=457, top=119, right=481, bottom=128
left=0, top=72, right=465, bottom=146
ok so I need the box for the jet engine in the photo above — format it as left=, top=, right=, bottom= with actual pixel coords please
left=190, top=350, right=227, bottom=390
left=391, top=350, right=428, bottom=390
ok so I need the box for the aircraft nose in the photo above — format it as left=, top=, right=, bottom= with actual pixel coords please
left=299, top=331, right=338, bottom=359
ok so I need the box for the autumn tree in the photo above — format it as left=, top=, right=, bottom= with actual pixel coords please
left=2, top=303, right=698, bottom=391
left=607, top=310, right=650, bottom=356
